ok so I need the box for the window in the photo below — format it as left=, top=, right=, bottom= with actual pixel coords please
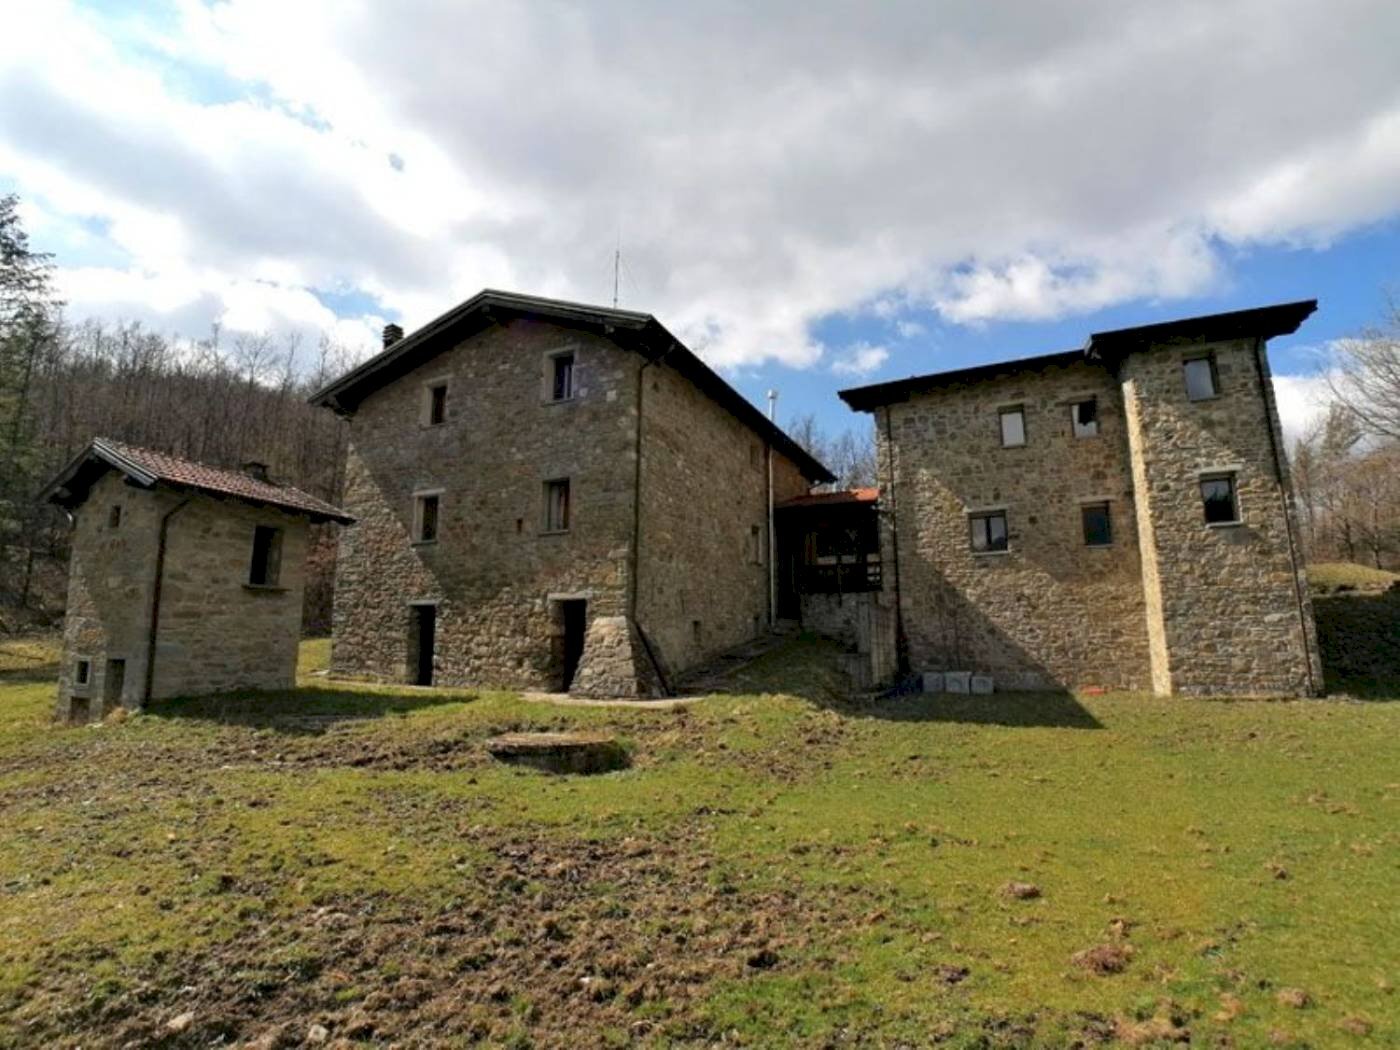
left=108, top=504, right=122, bottom=528
left=999, top=406, right=1026, bottom=447
left=74, top=659, right=91, bottom=686
left=751, top=524, right=763, bottom=564
left=544, top=478, right=571, bottom=532
left=969, top=510, right=1009, bottom=553
left=426, top=383, right=447, bottom=425
left=550, top=353, right=575, bottom=402
left=1200, top=475, right=1239, bottom=525
left=1070, top=398, right=1099, bottom=438
left=1184, top=355, right=1219, bottom=401
left=1081, top=502, right=1112, bottom=546
left=414, top=493, right=441, bottom=543
left=249, top=525, right=283, bottom=585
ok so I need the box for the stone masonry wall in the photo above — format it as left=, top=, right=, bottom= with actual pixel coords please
left=59, top=473, right=309, bottom=718
left=332, top=319, right=639, bottom=691
left=635, top=359, right=811, bottom=679
left=880, top=357, right=1153, bottom=691
left=1119, top=336, right=1321, bottom=696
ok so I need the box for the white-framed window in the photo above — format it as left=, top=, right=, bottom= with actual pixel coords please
left=74, top=658, right=91, bottom=687
left=999, top=406, right=1026, bottom=447
left=1070, top=398, right=1099, bottom=438
left=421, top=378, right=449, bottom=425
left=543, top=478, right=571, bottom=532
left=413, top=491, right=443, bottom=543
left=1184, top=354, right=1219, bottom=401
left=969, top=510, right=1009, bottom=553
left=1200, top=474, right=1240, bottom=525
left=548, top=352, right=575, bottom=402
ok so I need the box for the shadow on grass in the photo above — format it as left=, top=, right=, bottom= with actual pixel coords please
left=147, top=684, right=476, bottom=735
left=696, top=633, right=1103, bottom=729
left=1314, top=589, right=1400, bottom=701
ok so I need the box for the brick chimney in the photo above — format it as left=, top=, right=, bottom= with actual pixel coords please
left=242, top=461, right=271, bottom=483
left=383, top=323, right=404, bottom=348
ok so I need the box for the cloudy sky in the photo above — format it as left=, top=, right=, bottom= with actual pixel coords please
left=3, top=0, right=1399, bottom=441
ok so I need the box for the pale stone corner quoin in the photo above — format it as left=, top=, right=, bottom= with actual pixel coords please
left=839, top=298, right=1324, bottom=699
left=39, top=438, right=354, bottom=722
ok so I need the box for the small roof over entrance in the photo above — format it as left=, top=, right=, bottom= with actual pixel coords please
left=39, top=438, right=354, bottom=524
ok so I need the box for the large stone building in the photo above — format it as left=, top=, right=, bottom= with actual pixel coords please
left=310, top=290, right=831, bottom=697
left=840, top=300, right=1324, bottom=698
left=41, top=439, right=353, bottom=720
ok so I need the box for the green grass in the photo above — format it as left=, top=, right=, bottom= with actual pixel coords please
left=0, top=633, right=1396, bottom=1047
left=1309, top=561, right=1399, bottom=595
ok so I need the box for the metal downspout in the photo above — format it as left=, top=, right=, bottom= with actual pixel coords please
left=144, top=497, right=191, bottom=704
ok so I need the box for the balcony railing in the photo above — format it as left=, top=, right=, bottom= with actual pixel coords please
left=798, top=560, right=882, bottom=594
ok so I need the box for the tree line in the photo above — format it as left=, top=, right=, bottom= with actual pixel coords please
left=0, top=195, right=356, bottom=631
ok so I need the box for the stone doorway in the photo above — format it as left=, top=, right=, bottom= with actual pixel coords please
left=554, top=599, right=588, bottom=692
left=409, top=603, right=436, bottom=686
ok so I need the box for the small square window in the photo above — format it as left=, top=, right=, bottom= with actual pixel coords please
left=1200, top=475, right=1239, bottom=525
left=249, top=525, right=283, bottom=585
left=74, top=659, right=91, bottom=686
left=551, top=353, right=575, bottom=402
left=1081, top=502, right=1112, bottom=546
left=108, top=505, right=122, bottom=528
left=969, top=510, right=1009, bottom=553
left=1184, top=355, right=1219, bottom=401
left=426, top=383, right=447, bottom=425
left=414, top=493, right=441, bottom=543
left=544, top=479, right=571, bottom=532
left=1070, top=398, right=1098, bottom=438
left=999, top=407, right=1026, bottom=447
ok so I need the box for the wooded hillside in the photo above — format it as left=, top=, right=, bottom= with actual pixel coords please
left=0, top=195, right=357, bottom=631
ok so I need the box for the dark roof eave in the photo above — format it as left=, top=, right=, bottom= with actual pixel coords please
left=840, top=299, right=1319, bottom=412
left=310, top=289, right=835, bottom=484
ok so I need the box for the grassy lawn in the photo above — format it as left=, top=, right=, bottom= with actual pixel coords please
left=1, top=625, right=1397, bottom=1047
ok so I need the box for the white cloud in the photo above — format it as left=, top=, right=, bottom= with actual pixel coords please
left=1272, top=371, right=1338, bottom=446
left=1, top=0, right=1399, bottom=370
left=830, top=342, right=890, bottom=378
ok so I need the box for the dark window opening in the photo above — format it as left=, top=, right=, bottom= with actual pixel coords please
left=1201, top=475, right=1239, bottom=524
left=999, top=406, right=1026, bottom=447
left=427, top=383, right=447, bottom=425
left=249, top=525, right=283, bottom=586
left=544, top=479, right=570, bottom=532
left=74, top=658, right=91, bottom=686
left=409, top=604, right=436, bottom=686
left=970, top=511, right=1009, bottom=553
left=1184, top=355, right=1219, bottom=401
left=751, top=524, right=763, bottom=564
left=415, top=494, right=440, bottom=543
left=551, top=353, right=575, bottom=401
left=108, top=505, right=122, bottom=528
left=1071, top=398, right=1099, bottom=438
left=1081, top=502, right=1112, bottom=546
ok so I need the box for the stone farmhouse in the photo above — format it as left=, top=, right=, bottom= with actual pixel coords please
left=309, top=290, right=833, bottom=698
left=840, top=300, right=1323, bottom=697
left=40, top=439, right=353, bottom=721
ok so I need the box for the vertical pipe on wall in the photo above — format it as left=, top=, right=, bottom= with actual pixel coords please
left=766, top=390, right=778, bottom=628
left=144, top=497, right=191, bottom=704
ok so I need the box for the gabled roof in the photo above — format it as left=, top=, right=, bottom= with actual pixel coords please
left=40, top=438, right=354, bottom=524
left=308, top=289, right=835, bottom=484
left=840, top=299, right=1317, bottom=412
left=777, top=486, right=879, bottom=510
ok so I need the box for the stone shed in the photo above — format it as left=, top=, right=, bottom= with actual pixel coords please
left=40, top=439, right=353, bottom=721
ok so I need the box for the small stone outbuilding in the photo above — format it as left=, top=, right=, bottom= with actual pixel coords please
left=40, top=439, right=353, bottom=721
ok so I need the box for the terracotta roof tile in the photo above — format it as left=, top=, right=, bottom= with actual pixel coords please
left=89, top=438, right=353, bottom=523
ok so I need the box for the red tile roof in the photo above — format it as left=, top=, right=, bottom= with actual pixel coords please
left=41, top=438, right=353, bottom=524
left=777, top=486, right=879, bottom=509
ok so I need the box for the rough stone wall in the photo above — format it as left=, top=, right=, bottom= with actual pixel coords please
left=635, top=359, right=811, bottom=678
left=332, top=319, right=639, bottom=691
left=879, top=357, right=1153, bottom=690
left=799, top=592, right=862, bottom=645
left=1118, top=336, right=1321, bottom=696
left=58, top=473, right=309, bottom=718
